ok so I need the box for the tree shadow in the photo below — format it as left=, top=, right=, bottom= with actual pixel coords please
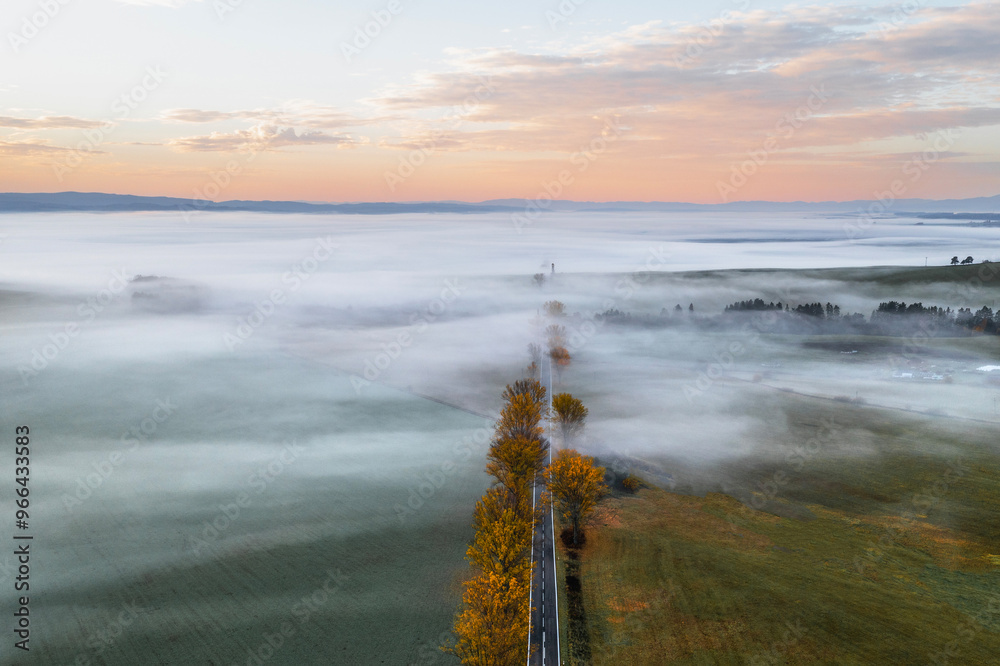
left=561, top=527, right=592, bottom=663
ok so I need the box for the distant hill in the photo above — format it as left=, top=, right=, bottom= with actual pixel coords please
left=480, top=195, right=1000, bottom=214
left=1, top=191, right=998, bottom=215
left=0, top=192, right=521, bottom=215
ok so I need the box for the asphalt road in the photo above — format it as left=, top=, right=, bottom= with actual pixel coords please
left=528, top=356, right=560, bottom=664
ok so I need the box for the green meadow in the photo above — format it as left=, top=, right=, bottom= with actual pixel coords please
left=561, top=393, right=1000, bottom=664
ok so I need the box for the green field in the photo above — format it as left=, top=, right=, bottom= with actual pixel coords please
left=560, top=393, right=1000, bottom=664
left=14, top=354, right=484, bottom=665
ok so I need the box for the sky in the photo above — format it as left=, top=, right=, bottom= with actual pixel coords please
left=1, top=0, right=998, bottom=203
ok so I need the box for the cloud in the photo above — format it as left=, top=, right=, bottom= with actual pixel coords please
left=370, top=2, right=1000, bottom=156
left=0, top=115, right=106, bottom=130
left=168, top=123, right=357, bottom=152
left=161, top=101, right=375, bottom=130
left=0, top=140, right=106, bottom=156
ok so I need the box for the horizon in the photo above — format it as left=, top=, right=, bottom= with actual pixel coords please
left=3, top=1, right=999, bottom=203
left=4, top=189, right=1000, bottom=207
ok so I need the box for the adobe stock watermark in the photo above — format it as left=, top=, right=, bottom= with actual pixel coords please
left=223, top=237, right=338, bottom=351
left=233, top=567, right=351, bottom=666
left=511, top=116, right=624, bottom=233
left=682, top=308, right=784, bottom=402
left=717, top=84, right=830, bottom=202
left=555, top=243, right=673, bottom=359
left=845, top=128, right=959, bottom=241
left=736, top=419, right=837, bottom=515
left=384, top=76, right=496, bottom=192
left=674, top=0, right=752, bottom=67
left=180, top=105, right=300, bottom=223
left=213, top=0, right=249, bottom=21
left=7, top=0, right=73, bottom=54
left=411, top=630, right=454, bottom=664
left=179, top=143, right=262, bottom=224
left=61, top=398, right=178, bottom=513
left=187, top=440, right=306, bottom=558
left=351, top=278, right=462, bottom=393
left=52, top=66, right=168, bottom=183
left=73, top=600, right=147, bottom=664
left=875, top=0, right=922, bottom=38
left=393, top=427, right=489, bottom=524
left=545, top=0, right=588, bottom=29
left=746, top=618, right=806, bottom=665
left=340, top=0, right=408, bottom=63
left=17, top=269, right=133, bottom=385
left=928, top=593, right=1000, bottom=666
left=853, top=457, right=969, bottom=576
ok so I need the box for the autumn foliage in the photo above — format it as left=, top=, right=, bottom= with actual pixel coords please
left=549, top=346, right=571, bottom=366
left=486, top=436, right=548, bottom=505
left=543, top=300, right=566, bottom=317
left=546, top=449, right=608, bottom=545
left=445, top=378, right=549, bottom=663
left=551, top=392, right=588, bottom=441
left=447, top=571, right=532, bottom=666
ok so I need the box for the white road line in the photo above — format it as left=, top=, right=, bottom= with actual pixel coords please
left=548, top=353, right=561, bottom=664
left=527, top=474, right=537, bottom=665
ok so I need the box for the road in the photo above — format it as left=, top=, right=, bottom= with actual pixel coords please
left=528, top=356, right=560, bottom=664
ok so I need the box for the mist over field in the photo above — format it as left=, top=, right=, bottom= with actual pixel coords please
left=2, top=210, right=1000, bottom=663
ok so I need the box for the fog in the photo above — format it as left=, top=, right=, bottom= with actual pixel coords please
left=2, top=210, right=999, bottom=661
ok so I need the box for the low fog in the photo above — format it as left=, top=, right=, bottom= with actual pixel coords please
left=2, top=209, right=999, bottom=661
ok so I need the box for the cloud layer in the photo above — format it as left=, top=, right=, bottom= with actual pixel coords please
left=3, top=2, right=998, bottom=201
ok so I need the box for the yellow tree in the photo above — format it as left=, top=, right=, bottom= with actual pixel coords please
left=549, top=346, right=571, bottom=371
left=494, top=393, right=545, bottom=443
left=501, top=378, right=546, bottom=418
left=445, top=377, right=546, bottom=665
left=444, top=571, right=532, bottom=665
left=487, top=435, right=549, bottom=497
left=467, top=488, right=533, bottom=580
left=546, top=449, right=608, bottom=545
left=551, top=393, right=588, bottom=442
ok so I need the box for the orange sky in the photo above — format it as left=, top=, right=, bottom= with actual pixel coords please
left=2, top=1, right=999, bottom=203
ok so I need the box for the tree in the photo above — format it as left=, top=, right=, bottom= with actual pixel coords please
left=551, top=393, right=588, bottom=442
left=621, top=474, right=643, bottom=493
left=688, top=303, right=694, bottom=312
left=443, top=571, right=531, bottom=665
left=545, top=324, right=566, bottom=349
left=546, top=449, right=608, bottom=545
left=467, top=488, right=534, bottom=579
left=501, top=378, right=546, bottom=416
left=549, top=346, right=571, bottom=368
left=526, top=344, right=542, bottom=380
left=487, top=435, right=549, bottom=500
left=527, top=343, right=542, bottom=368
left=962, top=256, right=975, bottom=265
left=543, top=300, right=565, bottom=317
left=951, top=256, right=960, bottom=265
left=533, top=273, right=545, bottom=287
left=446, top=378, right=541, bottom=665
left=494, top=393, right=545, bottom=443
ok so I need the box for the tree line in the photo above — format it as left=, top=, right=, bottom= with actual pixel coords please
left=444, top=379, right=547, bottom=664
left=596, top=298, right=1000, bottom=337
left=444, top=375, right=606, bottom=663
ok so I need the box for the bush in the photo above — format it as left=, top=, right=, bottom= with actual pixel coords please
left=622, top=475, right=644, bottom=493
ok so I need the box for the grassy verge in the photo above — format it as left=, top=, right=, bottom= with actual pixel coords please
left=554, top=513, right=572, bottom=664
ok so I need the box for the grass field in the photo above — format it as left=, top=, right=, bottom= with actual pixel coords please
left=561, top=393, right=1000, bottom=664
left=11, top=353, right=484, bottom=665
